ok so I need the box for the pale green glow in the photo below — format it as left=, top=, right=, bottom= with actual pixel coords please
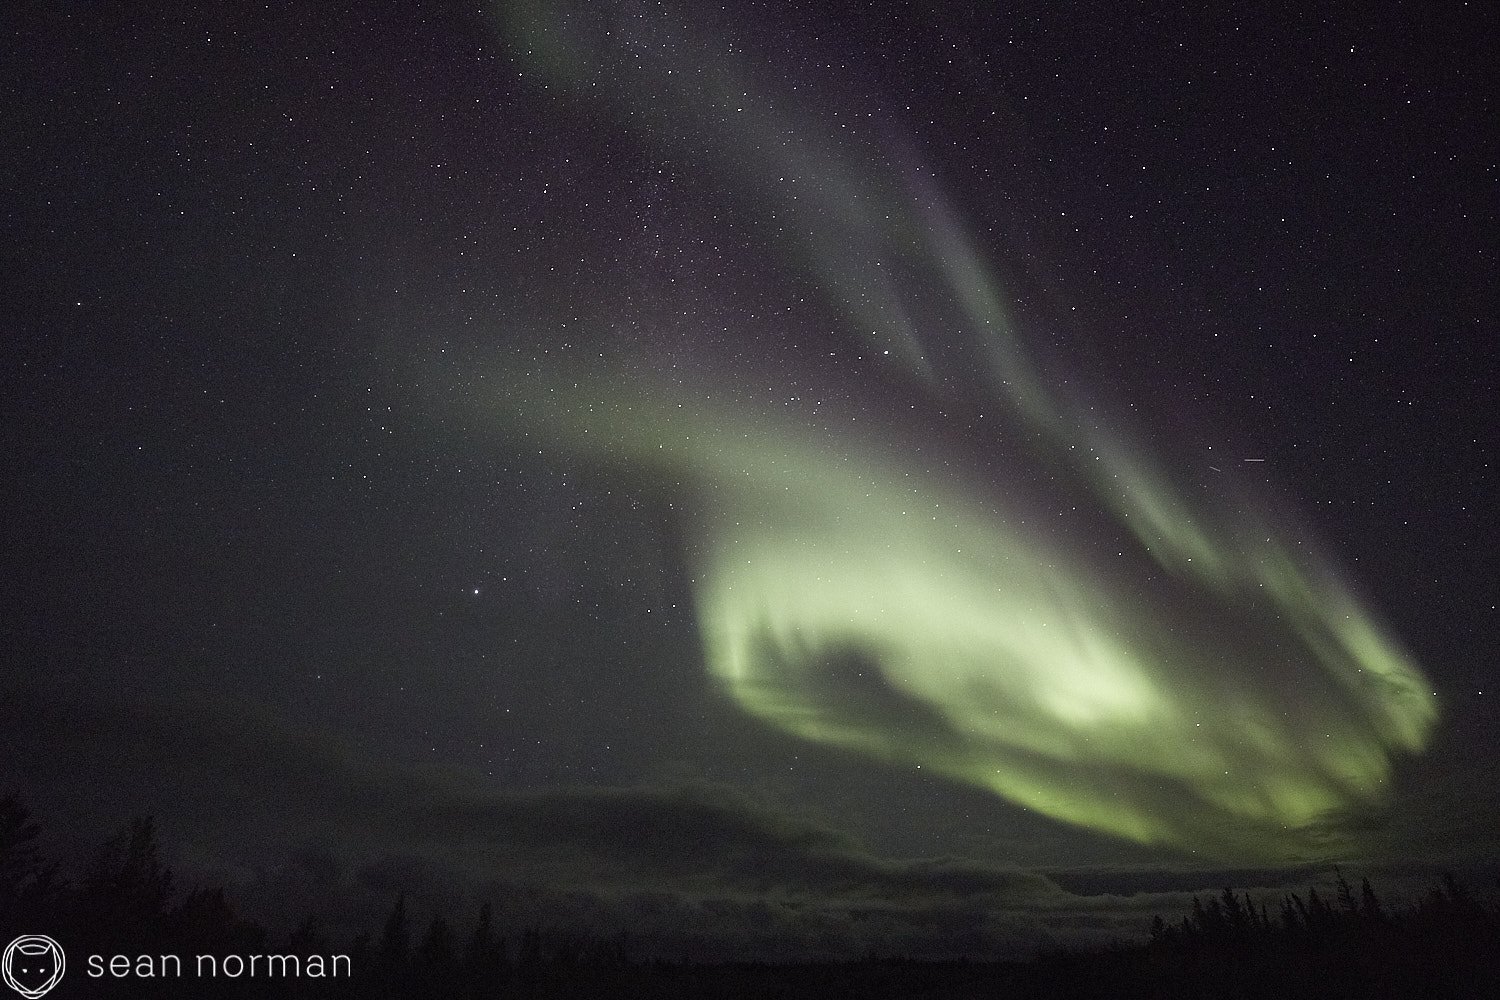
left=493, top=379, right=1435, bottom=858
left=487, top=1, right=1438, bottom=859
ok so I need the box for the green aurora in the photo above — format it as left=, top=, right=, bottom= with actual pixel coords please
left=485, top=0, right=1438, bottom=859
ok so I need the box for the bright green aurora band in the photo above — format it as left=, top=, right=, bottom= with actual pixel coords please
left=486, top=1, right=1437, bottom=858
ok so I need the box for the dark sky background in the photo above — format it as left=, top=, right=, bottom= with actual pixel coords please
left=2, top=0, right=1495, bottom=959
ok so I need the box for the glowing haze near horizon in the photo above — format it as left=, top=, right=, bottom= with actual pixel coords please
left=486, top=1, right=1437, bottom=859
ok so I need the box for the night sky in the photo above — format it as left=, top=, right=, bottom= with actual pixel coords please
left=3, top=0, right=1495, bottom=959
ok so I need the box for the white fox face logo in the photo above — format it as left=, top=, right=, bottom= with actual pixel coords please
left=3, top=936, right=65, bottom=999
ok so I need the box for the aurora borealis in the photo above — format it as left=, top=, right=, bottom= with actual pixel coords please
left=490, top=0, right=1436, bottom=857
left=498, top=366, right=1435, bottom=857
left=4, top=0, right=1493, bottom=963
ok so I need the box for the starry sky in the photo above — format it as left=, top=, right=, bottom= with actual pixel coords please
left=3, top=0, right=1495, bottom=958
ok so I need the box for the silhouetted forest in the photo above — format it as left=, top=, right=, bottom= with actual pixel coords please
left=3, top=793, right=1497, bottom=997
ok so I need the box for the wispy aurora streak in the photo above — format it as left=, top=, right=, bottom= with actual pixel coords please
left=489, top=1, right=1437, bottom=857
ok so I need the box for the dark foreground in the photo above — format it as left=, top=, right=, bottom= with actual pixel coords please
left=4, top=796, right=1496, bottom=998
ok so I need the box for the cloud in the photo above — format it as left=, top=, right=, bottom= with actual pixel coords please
left=3, top=680, right=1190, bottom=958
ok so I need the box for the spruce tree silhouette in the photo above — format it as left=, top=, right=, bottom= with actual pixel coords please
left=462, top=901, right=505, bottom=997
left=1359, top=878, right=1385, bottom=923
left=0, top=795, right=43, bottom=897
left=78, top=816, right=175, bottom=951
left=0, top=794, right=49, bottom=937
left=375, top=892, right=412, bottom=999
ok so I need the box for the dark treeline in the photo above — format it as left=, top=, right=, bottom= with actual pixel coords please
left=1035, top=868, right=1500, bottom=999
left=3, top=794, right=1497, bottom=998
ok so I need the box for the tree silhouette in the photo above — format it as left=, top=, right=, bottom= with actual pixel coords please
left=379, top=892, right=410, bottom=966
left=462, top=900, right=506, bottom=997
left=2, top=794, right=1499, bottom=998
left=0, top=794, right=43, bottom=896
left=77, top=816, right=175, bottom=950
